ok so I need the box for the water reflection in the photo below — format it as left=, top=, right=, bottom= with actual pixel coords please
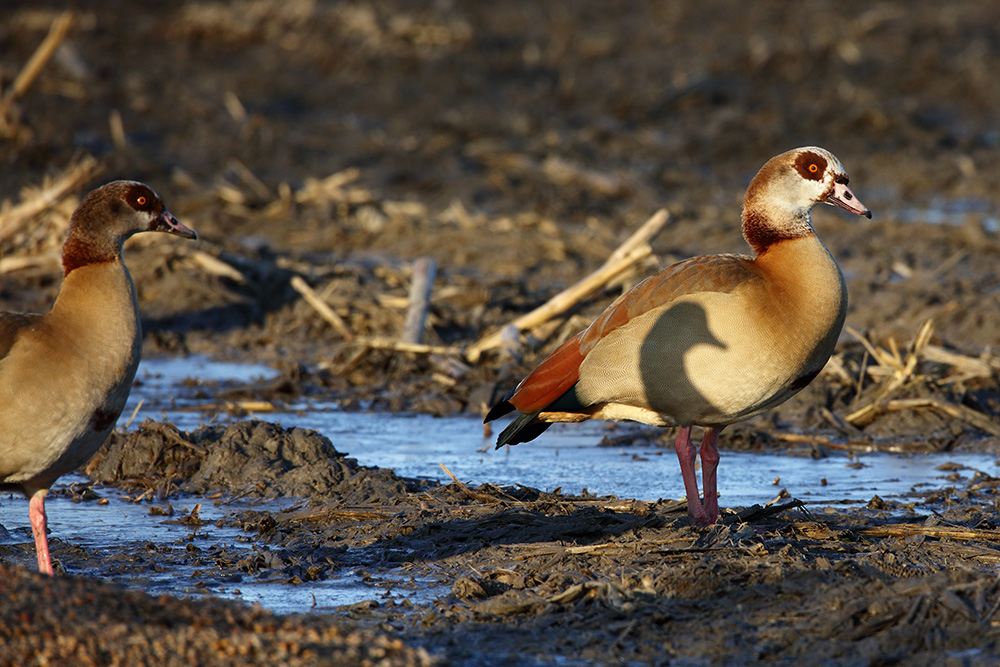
left=128, top=357, right=998, bottom=508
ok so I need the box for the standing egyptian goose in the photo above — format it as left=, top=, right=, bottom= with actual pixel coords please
left=0, top=181, right=196, bottom=574
left=485, top=147, right=871, bottom=525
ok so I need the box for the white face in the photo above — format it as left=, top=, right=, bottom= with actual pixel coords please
left=790, top=147, right=841, bottom=197
left=789, top=147, right=871, bottom=219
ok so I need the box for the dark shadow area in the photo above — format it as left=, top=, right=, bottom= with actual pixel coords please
left=344, top=505, right=657, bottom=566
left=637, top=300, right=725, bottom=423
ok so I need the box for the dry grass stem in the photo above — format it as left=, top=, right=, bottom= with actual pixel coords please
left=176, top=400, right=277, bottom=414
left=123, top=399, right=145, bottom=430
left=189, top=251, right=247, bottom=284
left=766, top=431, right=936, bottom=453
left=879, top=398, right=1000, bottom=437
left=109, top=110, right=127, bottom=150
left=922, top=344, right=1000, bottom=382
left=0, top=253, right=61, bottom=274
left=439, top=462, right=501, bottom=504
left=293, top=168, right=372, bottom=206
left=0, top=156, right=102, bottom=243
left=402, top=257, right=437, bottom=344
left=541, top=156, right=631, bottom=198
left=354, top=336, right=458, bottom=356
left=227, top=159, right=271, bottom=200
left=466, top=210, right=664, bottom=362
left=0, top=11, right=74, bottom=124
left=601, top=209, right=669, bottom=268
left=290, top=275, right=355, bottom=340
left=858, top=524, right=1000, bottom=542
left=727, top=499, right=808, bottom=524
left=845, top=319, right=935, bottom=427
left=839, top=318, right=1000, bottom=434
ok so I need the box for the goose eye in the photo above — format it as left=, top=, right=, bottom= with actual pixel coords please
left=808, top=164, right=819, bottom=173
left=126, top=186, right=157, bottom=211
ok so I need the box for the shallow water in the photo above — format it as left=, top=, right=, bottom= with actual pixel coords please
left=0, top=481, right=431, bottom=613
left=127, top=356, right=1000, bottom=508
left=2, top=356, right=997, bottom=614
left=867, top=190, right=1000, bottom=233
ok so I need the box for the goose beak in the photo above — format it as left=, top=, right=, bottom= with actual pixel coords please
left=826, top=180, right=872, bottom=219
left=153, top=210, right=198, bottom=239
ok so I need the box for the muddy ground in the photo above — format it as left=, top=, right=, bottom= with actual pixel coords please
left=2, top=0, right=1000, bottom=664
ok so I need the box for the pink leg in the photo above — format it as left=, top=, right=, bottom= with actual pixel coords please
left=699, top=428, right=720, bottom=525
left=29, top=489, right=54, bottom=575
left=674, top=426, right=710, bottom=525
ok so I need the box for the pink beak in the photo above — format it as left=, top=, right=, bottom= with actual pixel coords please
left=826, top=180, right=872, bottom=219
left=153, top=210, right=198, bottom=239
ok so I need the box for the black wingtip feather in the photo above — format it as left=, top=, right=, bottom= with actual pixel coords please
left=495, top=412, right=552, bottom=448
left=484, top=399, right=515, bottom=424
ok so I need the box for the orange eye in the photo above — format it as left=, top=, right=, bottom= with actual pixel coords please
left=137, top=196, right=147, bottom=206
left=808, top=164, right=819, bottom=173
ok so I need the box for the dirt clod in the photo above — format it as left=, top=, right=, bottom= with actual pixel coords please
left=88, top=419, right=426, bottom=501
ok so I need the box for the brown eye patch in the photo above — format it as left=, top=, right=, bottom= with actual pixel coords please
left=125, top=184, right=158, bottom=212
left=794, top=151, right=827, bottom=181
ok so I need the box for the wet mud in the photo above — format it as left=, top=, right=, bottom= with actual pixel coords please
left=3, top=0, right=1000, bottom=664
left=5, top=419, right=1000, bottom=665
left=87, top=418, right=426, bottom=501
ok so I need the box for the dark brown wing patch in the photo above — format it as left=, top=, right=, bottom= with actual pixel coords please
left=794, top=151, right=827, bottom=181
left=125, top=183, right=161, bottom=213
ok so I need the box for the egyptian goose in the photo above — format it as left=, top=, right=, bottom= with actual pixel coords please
left=485, top=147, right=871, bottom=525
left=0, top=181, right=196, bottom=574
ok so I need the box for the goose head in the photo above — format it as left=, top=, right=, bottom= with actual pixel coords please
left=742, top=146, right=871, bottom=254
left=63, top=181, right=196, bottom=274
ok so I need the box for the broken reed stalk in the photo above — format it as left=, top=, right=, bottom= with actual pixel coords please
left=542, top=156, right=631, bottom=198
left=175, top=400, right=276, bottom=414
left=293, top=168, right=372, bottom=206
left=354, top=336, right=457, bottom=355
left=728, top=499, right=808, bottom=525
left=844, top=319, right=935, bottom=427
left=601, top=208, right=669, bottom=268
left=466, top=209, right=669, bottom=363
left=858, top=524, right=1000, bottom=542
left=438, top=462, right=500, bottom=503
left=922, top=343, right=1000, bottom=381
left=122, top=398, right=145, bottom=430
left=0, top=11, right=74, bottom=122
left=839, top=319, right=1000, bottom=435
left=879, top=398, right=1000, bottom=437
left=290, top=275, right=355, bottom=340
left=465, top=244, right=651, bottom=363
left=766, top=431, right=944, bottom=453
left=108, top=110, right=128, bottom=151
left=0, top=253, right=61, bottom=275
left=0, top=156, right=102, bottom=243
left=190, top=251, right=246, bottom=284
left=402, top=257, right=437, bottom=344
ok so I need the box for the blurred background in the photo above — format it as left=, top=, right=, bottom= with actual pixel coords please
left=0, top=1, right=998, bottom=419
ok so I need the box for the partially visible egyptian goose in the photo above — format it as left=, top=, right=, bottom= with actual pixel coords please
left=485, top=147, right=871, bottom=525
left=0, top=181, right=196, bottom=574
